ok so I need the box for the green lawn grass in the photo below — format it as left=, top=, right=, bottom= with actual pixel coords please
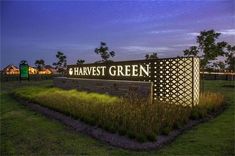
left=1, top=80, right=234, bottom=155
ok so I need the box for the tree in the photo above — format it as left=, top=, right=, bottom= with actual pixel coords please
left=183, top=29, right=228, bottom=69
left=53, top=51, right=67, bottom=74
left=225, top=44, right=235, bottom=71
left=20, top=60, right=28, bottom=65
left=77, top=59, right=85, bottom=65
left=35, top=59, right=45, bottom=71
left=212, top=61, right=226, bottom=72
left=183, top=46, right=199, bottom=57
left=145, top=52, right=158, bottom=60
left=94, top=42, right=115, bottom=63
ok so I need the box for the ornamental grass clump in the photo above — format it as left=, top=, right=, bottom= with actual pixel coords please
left=12, top=86, right=225, bottom=142
left=190, top=92, right=224, bottom=119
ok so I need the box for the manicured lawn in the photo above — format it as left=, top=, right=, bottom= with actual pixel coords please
left=1, top=80, right=234, bottom=155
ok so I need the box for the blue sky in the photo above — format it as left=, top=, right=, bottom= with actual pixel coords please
left=1, top=0, right=235, bottom=68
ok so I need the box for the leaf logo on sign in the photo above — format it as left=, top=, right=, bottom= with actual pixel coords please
left=69, top=68, right=73, bottom=75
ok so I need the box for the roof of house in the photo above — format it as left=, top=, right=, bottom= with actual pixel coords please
left=3, top=64, right=19, bottom=71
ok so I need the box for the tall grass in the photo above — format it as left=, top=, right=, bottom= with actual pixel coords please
left=12, top=87, right=225, bottom=142
left=191, top=92, right=225, bottom=119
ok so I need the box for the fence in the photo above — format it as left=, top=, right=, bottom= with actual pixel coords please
left=201, top=72, right=235, bottom=81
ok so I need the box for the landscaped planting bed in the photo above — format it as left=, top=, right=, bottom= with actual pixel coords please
left=12, top=86, right=225, bottom=143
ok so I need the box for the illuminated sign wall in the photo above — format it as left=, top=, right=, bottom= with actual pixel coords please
left=67, top=57, right=200, bottom=106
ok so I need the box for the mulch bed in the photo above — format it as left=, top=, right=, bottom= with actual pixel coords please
left=15, top=98, right=225, bottom=151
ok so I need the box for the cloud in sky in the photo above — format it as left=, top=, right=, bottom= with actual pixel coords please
left=219, top=29, right=235, bottom=36
left=120, top=46, right=172, bottom=53
left=110, top=11, right=184, bottom=25
left=149, top=29, right=185, bottom=34
left=55, top=43, right=95, bottom=50
left=187, top=32, right=200, bottom=37
left=186, top=29, right=235, bottom=37
left=172, top=43, right=197, bottom=47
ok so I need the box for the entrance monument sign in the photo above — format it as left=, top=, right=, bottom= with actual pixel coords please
left=54, top=57, right=200, bottom=106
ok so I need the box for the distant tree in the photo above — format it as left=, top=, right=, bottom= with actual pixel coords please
left=20, top=60, right=28, bottom=65
left=204, top=64, right=214, bottom=72
left=145, top=52, right=158, bottom=60
left=53, top=51, right=67, bottom=74
left=77, top=59, right=85, bottom=65
left=183, top=46, right=199, bottom=57
left=35, top=59, right=45, bottom=71
left=94, top=42, right=115, bottom=63
left=225, top=44, right=235, bottom=71
left=212, top=61, right=226, bottom=72
left=183, top=29, right=228, bottom=69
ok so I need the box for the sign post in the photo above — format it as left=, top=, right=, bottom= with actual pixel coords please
left=19, top=62, right=29, bottom=81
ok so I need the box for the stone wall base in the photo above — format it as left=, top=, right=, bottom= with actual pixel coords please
left=53, top=77, right=153, bottom=100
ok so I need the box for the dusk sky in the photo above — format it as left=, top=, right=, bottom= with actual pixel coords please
left=1, top=0, right=235, bottom=68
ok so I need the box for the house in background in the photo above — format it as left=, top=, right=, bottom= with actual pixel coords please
left=29, top=66, right=38, bottom=74
left=38, top=66, right=53, bottom=74
left=2, top=64, right=56, bottom=75
left=2, top=64, right=20, bottom=75
left=44, top=65, right=58, bottom=74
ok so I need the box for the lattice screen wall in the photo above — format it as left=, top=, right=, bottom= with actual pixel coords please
left=150, top=57, right=200, bottom=107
